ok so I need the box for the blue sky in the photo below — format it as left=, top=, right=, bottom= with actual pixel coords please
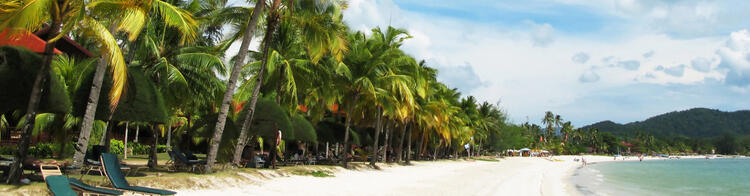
left=342, top=0, right=750, bottom=126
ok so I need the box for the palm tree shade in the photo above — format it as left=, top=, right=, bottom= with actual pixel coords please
left=73, top=66, right=168, bottom=123
left=239, top=97, right=294, bottom=140
left=0, top=46, right=70, bottom=114
left=291, top=114, right=317, bottom=144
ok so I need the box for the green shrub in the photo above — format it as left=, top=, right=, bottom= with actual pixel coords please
left=0, top=145, right=16, bottom=155
left=29, top=143, right=55, bottom=158
left=127, top=142, right=150, bottom=155
left=157, top=145, right=167, bottom=153
left=110, top=139, right=124, bottom=154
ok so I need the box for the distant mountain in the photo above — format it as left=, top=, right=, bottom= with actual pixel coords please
left=581, top=108, right=750, bottom=138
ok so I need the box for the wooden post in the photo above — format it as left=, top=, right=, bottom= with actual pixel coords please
left=124, top=122, right=128, bottom=159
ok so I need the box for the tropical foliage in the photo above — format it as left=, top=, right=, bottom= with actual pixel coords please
left=3, top=0, right=747, bottom=185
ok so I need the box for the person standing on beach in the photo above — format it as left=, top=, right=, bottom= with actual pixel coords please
left=270, top=129, right=282, bottom=169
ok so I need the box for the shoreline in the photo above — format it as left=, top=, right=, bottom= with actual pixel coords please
left=170, top=155, right=736, bottom=195
left=562, top=155, right=735, bottom=196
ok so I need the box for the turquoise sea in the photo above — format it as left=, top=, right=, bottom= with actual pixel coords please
left=569, top=158, right=750, bottom=196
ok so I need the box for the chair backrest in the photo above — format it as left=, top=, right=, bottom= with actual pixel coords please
left=85, top=145, right=107, bottom=165
left=45, top=175, right=77, bottom=196
left=172, top=148, right=190, bottom=164
left=183, top=150, right=198, bottom=160
left=40, top=164, right=62, bottom=180
left=167, top=151, right=177, bottom=162
left=100, top=153, right=130, bottom=188
left=93, top=145, right=107, bottom=156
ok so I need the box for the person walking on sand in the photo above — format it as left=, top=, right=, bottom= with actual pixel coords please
left=581, top=157, right=586, bottom=166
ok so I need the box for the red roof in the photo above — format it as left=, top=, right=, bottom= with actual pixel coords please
left=0, top=30, right=62, bottom=54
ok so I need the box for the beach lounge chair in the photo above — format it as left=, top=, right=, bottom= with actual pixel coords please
left=68, top=178, right=124, bottom=196
left=100, top=153, right=176, bottom=195
left=165, top=151, right=178, bottom=171
left=83, top=145, right=107, bottom=176
left=41, top=164, right=124, bottom=196
left=46, top=175, right=77, bottom=196
left=171, top=148, right=205, bottom=173
left=40, top=164, right=63, bottom=180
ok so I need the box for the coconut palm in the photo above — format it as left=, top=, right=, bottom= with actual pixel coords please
left=229, top=0, right=348, bottom=167
left=72, top=0, right=199, bottom=170
left=1, top=0, right=146, bottom=182
left=205, top=0, right=267, bottom=173
left=542, top=111, right=554, bottom=143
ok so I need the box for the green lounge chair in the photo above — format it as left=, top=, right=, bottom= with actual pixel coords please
left=45, top=175, right=77, bottom=196
left=41, top=164, right=123, bottom=196
left=100, top=153, right=176, bottom=195
left=69, top=178, right=124, bottom=196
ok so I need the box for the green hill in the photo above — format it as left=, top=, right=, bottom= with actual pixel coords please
left=582, top=108, right=750, bottom=138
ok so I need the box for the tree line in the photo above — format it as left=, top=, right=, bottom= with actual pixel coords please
left=0, top=0, right=509, bottom=184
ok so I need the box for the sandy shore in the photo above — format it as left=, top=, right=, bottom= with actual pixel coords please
left=176, top=155, right=708, bottom=196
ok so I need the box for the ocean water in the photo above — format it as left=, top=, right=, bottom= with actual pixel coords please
left=569, top=158, right=750, bottom=196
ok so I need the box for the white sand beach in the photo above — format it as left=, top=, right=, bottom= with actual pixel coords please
left=176, top=155, right=717, bottom=196
left=176, top=156, right=649, bottom=196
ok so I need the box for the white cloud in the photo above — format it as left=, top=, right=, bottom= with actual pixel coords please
left=343, top=0, right=746, bottom=125
left=579, top=70, right=600, bottom=83
left=716, top=29, right=750, bottom=87
left=691, top=57, right=712, bottom=72
left=572, top=52, right=590, bottom=64
left=663, top=64, right=686, bottom=77
left=434, top=62, right=488, bottom=94
left=643, top=50, right=654, bottom=58
left=527, top=21, right=556, bottom=47
left=616, top=60, right=640, bottom=70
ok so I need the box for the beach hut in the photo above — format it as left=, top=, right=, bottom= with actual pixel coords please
left=520, top=148, right=531, bottom=157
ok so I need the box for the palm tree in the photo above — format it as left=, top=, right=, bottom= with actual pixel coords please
left=365, top=27, right=413, bottom=167
left=205, top=0, right=266, bottom=173
left=398, top=59, right=434, bottom=163
left=561, top=121, right=573, bottom=142
left=73, top=0, right=199, bottom=170
left=335, top=31, right=379, bottom=168
left=231, top=0, right=348, bottom=165
left=1, top=0, right=146, bottom=182
left=542, top=111, right=554, bottom=143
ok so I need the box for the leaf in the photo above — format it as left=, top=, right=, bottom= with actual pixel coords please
left=81, top=16, right=128, bottom=110
left=152, top=0, right=198, bottom=44
left=0, top=0, right=52, bottom=37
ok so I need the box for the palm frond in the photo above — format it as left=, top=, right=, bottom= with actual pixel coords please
left=152, top=0, right=198, bottom=44
left=175, top=52, right=226, bottom=75
left=0, top=0, right=52, bottom=37
left=81, top=16, right=128, bottom=110
left=117, top=8, right=147, bottom=40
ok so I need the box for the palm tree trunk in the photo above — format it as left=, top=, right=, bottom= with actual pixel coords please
left=208, top=0, right=266, bottom=172
left=100, top=121, right=109, bottom=149
left=6, top=21, right=62, bottom=184
left=124, top=122, right=128, bottom=159
left=369, top=107, right=383, bottom=167
left=383, top=121, right=390, bottom=163
left=405, top=123, right=412, bottom=164
left=72, top=23, right=119, bottom=169
left=342, top=94, right=359, bottom=168
left=230, top=0, right=282, bottom=166
left=166, top=124, right=171, bottom=150
left=396, top=122, right=407, bottom=163
left=134, top=125, right=139, bottom=143
left=148, top=125, right=158, bottom=169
